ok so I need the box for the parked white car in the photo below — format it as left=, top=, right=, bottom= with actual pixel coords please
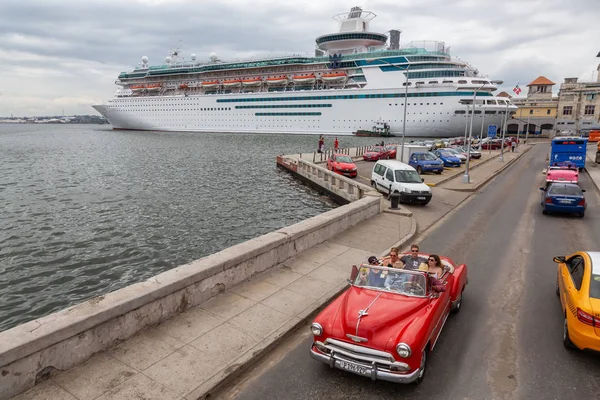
left=370, top=160, right=432, bottom=205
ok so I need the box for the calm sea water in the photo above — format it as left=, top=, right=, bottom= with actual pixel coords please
left=0, top=124, right=392, bottom=332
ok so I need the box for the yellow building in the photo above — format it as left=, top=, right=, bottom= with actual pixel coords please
left=510, top=76, right=559, bottom=135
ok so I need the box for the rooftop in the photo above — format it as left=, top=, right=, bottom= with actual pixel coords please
left=527, top=76, right=555, bottom=86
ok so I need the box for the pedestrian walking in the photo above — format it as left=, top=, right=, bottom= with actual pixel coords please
left=334, top=137, right=339, bottom=151
left=318, top=135, right=324, bottom=153
left=511, top=141, right=516, bottom=152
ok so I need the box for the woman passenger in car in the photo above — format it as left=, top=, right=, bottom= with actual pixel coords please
left=380, top=247, right=404, bottom=269
left=427, top=254, right=447, bottom=292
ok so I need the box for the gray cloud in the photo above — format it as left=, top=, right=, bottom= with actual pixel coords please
left=0, top=0, right=599, bottom=116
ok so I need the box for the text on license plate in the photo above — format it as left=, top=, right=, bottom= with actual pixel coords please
left=338, top=360, right=367, bottom=375
left=417, top=197, right=426, bottom=200
left=559, top=200, right=571, bottom=204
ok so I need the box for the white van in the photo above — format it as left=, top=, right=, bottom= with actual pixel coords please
left=371, top=160, right=432, bottom=205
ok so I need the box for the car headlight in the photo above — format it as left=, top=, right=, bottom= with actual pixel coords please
left=351, top=167, right=357, bottom=171
left=396, top=343, right=411, bottom=358
left=401, top=187, right=410, bottom=193
left=310, top=323, right=323, bottom=336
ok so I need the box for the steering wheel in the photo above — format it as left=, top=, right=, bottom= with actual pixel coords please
left=400, top=281, right=424, bottom=295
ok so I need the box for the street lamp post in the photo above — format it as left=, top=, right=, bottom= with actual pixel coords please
left=366, top=58, right=410, bottom=162
left=500, top=101, right=509, bottom=162
left=460, top=80, right=503, bottom=184
left=463, top=104, right=469, bottom=146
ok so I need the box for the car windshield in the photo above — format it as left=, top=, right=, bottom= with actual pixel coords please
left=439, top=151, right=453, bottom=157
left=445, top=149, right=459, bottom=154
left=336, top=155, right=353, bottom=163
left=354, top=265, right=428, bottom=297
left=422, top=153, right=437, bottom=161
left=590, top=274, right=600, bottom=299
left=369, top=146, right=383, bottom=152
left=548, top=184, right=583, bottom=196
left=395, top=170, right=422, bottom=183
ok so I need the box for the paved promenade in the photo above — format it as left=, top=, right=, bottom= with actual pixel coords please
left=11, top=143, right=539, bottom=400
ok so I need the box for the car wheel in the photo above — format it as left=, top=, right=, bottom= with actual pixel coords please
left=563, top=316, right=575, bottom=349
left=542, top=208, right=548, bottom=215
left=370, top=180, right=376, bottom=188
left=416, top=166, right=423, bottom=174
left=579, top=212, right=585, bottom=218
left=452, top=291, right=463, bottom=313
left=414, top=348, right=428, bottom=385
left=435, top=171, right=442, bottom=175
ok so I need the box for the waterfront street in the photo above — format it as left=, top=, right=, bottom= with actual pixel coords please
left=217, top=143, right=600, bottom=400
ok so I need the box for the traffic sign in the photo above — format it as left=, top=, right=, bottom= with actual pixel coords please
left=487, top=125, right=498, bottom=138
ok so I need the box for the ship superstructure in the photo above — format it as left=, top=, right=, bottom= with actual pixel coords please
left=93, top=7, right=516, bottom=137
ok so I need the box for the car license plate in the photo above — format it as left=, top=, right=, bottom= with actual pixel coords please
left=417, top=196, right=426, bottom=200
left=559, top=200, right=571, bottom=204
left=338, top=360, right=367, bottom=375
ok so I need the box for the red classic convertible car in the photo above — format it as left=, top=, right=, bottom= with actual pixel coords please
left=310, top=254, right=468, bottom=384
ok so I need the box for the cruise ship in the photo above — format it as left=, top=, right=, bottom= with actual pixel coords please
left=93, top=7, right=517, bottom=137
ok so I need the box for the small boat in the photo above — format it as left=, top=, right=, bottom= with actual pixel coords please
left=223, top=79, right=242, bottom=87
left=242, top=78, right=262, bottom=86
left=130, top=85, right=145, bottom=92
left=353, top=121, right=394, bottom=137
left=292, top=74, right=316, bottom=84
left=266, top=76, right=288, bottom=85
left=202, top=81, right=220, bottom=88
left=179, top=83, right=189, bottom=89
left=146, top=84, right=162, bottom=91
left=321, top=72, right=347, bottom=82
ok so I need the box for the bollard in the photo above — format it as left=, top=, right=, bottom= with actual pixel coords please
left=596, top=152, right=600, bottom=164
left=389, top=192, right=401, bottom=210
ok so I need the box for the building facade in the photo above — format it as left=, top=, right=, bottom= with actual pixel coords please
left=509, top=76, right=558, bottom=136
left=555, top=65, right=600, bottom=135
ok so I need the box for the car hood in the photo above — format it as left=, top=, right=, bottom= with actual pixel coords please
left=331, top=287, right=429, bottom=352
left=400, top=182, right=431, bottom=192
left=440, top=154, right=461, bottom=162
left=418, top=160, right=443, bottom=165
left=334, top=161, right=356, bottom=169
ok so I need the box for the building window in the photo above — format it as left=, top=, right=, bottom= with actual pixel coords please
left=585, top=105, right=595, bottom=115
left=562, top=106, right=573, bottom=115
left=547, top=109, right=551, bottom=115
left=529, top=109, right=533, bottom=115
left=586, top=94, right=596, bottom=101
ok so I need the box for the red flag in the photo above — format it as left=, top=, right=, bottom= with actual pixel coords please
left=513, top=84, right=521, bottom=95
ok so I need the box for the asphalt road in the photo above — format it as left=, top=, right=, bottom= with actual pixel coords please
left=217, top=144, right=600, bottom=400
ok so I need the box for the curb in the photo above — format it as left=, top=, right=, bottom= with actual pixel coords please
left=446, top=146, right=532, bottom=192
left=202, top=216, right=418, bottom=399
left=585, top=168, right=600, bottom=193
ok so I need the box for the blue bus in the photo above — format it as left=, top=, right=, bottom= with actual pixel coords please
left=550, top=137, right=588, bottom=169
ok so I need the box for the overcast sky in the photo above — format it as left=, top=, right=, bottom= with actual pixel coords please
left=1, top=0, right=599, bottom=117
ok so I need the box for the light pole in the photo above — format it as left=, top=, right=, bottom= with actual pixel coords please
left=459, top=80, right=503, bottom=184
left=463, top=104, right=469, bottom=146
left=366, top=58, right=411, bottom=162
left=500, top=101, right=509, bottom=162
left=525, top=109, right=532, bottom=145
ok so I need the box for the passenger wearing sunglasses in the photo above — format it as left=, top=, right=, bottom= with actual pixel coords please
left=380, top=247, right=404, bottom=269
left=427, top=254, right=447, bottom=292
left=400, top=244, right=427, bottom=271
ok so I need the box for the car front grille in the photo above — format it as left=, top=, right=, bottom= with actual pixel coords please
left=324, top=338, right=396, bottom=365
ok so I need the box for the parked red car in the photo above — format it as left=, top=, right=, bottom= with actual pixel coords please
left=327, top=154, right=358, bottom=178
left=385, top=145, right=398, bottom=159
left=310, top=254, right=468, bottom=384
left=363, top=146, right=391, bottom=161
left=480, top=140, right=501, bottom=150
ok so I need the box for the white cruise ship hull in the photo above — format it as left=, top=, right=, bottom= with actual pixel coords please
left=93, top=88, right=513, bottom=138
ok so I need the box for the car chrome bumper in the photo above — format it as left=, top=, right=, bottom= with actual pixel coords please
left=309, top=346, right=420, bottom=384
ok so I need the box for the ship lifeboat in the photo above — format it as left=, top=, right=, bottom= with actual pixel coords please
left=146, top=83, right=162, bottom=91
left=266, top=76, right=289, bottom=85
left=130, top=84, right=145, bottom=92
left=242, top=77, right=262, bottom=86
left=292, top=74, right=316, bottom=84
left=321, top=72, right=347, bottom=82
left=222, top=79, right=242, bottom=87
left=179, top=83, right=189, bottom=89
left=202, top=81, right=220, bottom=89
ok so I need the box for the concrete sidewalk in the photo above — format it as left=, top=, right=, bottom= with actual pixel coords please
left=586, top=144, right=600, bottom=191
left=12, top=213, right=415, bottom=400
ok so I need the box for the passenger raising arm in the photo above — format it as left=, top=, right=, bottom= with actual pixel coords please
left=400, top=244, right=428, bottom=271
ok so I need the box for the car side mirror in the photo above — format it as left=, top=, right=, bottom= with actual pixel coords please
left=421, top=178, right=425, bottom=182
left=539, top=187, right=545, bottom=191
left=350, top=265, right=359, bottom=282
left=553, top=256, right=566, bottom=264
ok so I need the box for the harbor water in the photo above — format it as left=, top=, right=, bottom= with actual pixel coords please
left=0, top=124, right=395, bottom=332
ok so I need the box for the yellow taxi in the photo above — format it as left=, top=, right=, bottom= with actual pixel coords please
left=554, top=251, right=600, bottom=351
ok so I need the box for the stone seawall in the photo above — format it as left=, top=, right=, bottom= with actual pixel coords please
left=0, top=196, right=380, bottom=400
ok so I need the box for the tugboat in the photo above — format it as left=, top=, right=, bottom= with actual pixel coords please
left=353, top=121, right=395, bottom=137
